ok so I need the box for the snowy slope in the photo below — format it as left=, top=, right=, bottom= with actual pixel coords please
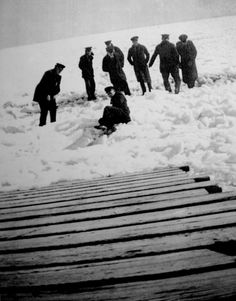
left=0, top=16, right=236, bottom=191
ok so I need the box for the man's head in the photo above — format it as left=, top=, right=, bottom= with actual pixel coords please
left=106, top=45, right=114, bottom=57
left=161, top=34, right=169, bottom=41
left=104, top=86, right=116, bottom=97
left=55, top=63, right=65, bottom=74
left=85, top=47, right=93, bottom=55
left=179, top=34, right=188, bottom=42
left=104, top=40, right=112, bottom=46
left=131, top=36, right=139, bottom=46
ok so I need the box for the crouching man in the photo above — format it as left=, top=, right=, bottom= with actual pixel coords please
left=95, top=86, right=131, bottom=134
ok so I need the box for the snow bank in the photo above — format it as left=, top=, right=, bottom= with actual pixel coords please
left=0, top=16, right=236, bottom=191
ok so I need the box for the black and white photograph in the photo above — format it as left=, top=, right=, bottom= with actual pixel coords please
left=0, top=0, right=236, bottom=299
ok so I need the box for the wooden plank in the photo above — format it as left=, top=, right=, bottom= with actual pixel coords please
left=0, top=249, right=235, bottom=288
left=0, top=180, right=221, bottom=210
left=0, top=173, right=204, bottom=203
left=0, top=211, right=235, bottom=253
left=0, top=189, right=208, bottom=215
left=1, top=198, right=236, bottom=238
left=1, top=226, right=235, bottom=270
left=13, top=268, right=236, bottom=301
left=0, top=188, right=209, bottom=220
left=0, top=169, right=187, bottom=200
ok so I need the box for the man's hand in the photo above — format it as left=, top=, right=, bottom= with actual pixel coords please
left=46, top=95, right=51, bottom=101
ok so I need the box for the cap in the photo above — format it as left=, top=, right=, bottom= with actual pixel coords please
left=85, top=47, right=92, bottom=51
left=104, top=40, right=112, bottom=46
left=55, top=63, right=65, bottom=69
left=106, top=45, right=114, bottom=53
left=161, top=34, right=169, bottom=40
left=131, top=36, right=139, bottom=41
left=179, top=34, right=188, bottom=41
left=104, top=86, right=115, bottom=93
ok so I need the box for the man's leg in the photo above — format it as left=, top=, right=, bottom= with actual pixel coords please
left=49, top=99, right=57, bottom=123
left=162, top=71, right=171, bottom=92
left=91, top=78, right=96, bottom=99
left=85, top=79, right=92, bottom=100
left=147, top=81, right=152, bottom=92
left=140, top=80, right=146, bottom=95
left=39, top=102, right=48, bottom=126
left=171, top=67, right=181, bottom=94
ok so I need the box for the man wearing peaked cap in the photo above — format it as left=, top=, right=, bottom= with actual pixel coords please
left=33, top=63, right=65, bottom=126
left=102, top=44, right=131, bottom=95
left=127, top=36, right=152, bottom=95
left=78, top=47, right=96, bottom=100
left=104, top=40, right=124, bottom=67
left=176, top=34, right=198, bottom=88
left=161, top=34, right=169, bottom=40
left=149, top=34, right=181, bottom=94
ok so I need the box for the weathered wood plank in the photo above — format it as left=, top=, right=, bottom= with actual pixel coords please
left=1, top=227, right=235, bottom=270
left=0, top=169, right=188, bottom=201
left=0, top=249, right=235, bottom=288
left=0, top=189, right=208, bottom=216
left=0, top=188, right=209, bottom=220
left=0, top=181, right=221, bottom=210
left=0, top=211, right=235, bottom=253
left=1, top=198, right=236, bottom=239
left=13, top=268, right=236, bottom=301
left=0, top=174, right=207, bottom=204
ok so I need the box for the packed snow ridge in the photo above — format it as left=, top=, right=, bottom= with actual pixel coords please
left=0, top=16, right=236, bottom=191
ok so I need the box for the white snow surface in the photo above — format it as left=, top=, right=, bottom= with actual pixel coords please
left=1, top=16, right=236, bottom=191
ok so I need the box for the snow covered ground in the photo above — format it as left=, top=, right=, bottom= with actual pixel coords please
left=0, top=16, right=236, bottom=191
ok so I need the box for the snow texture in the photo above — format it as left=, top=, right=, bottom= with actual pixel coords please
left=0, top=16, right=236, bottom=191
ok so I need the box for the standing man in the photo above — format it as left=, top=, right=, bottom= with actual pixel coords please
left=79, top=47, right=96, bottom=100
left=102, top=46, right=131, bottom=95
left=104, top=40, right=124, bottom=67
left=95, top=86, right=131, bottom=134
left=127, top=36, right=152, bottom=95
left=176, top=34, right=198, bottom=88
left=33, top=63, right=65, bottom=126
left=149, top=34, right=181, bottom=94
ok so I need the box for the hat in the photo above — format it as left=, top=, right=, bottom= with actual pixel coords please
left=131, top=36, right=139, bottom=41
left=179, top=34, right=188, bottom=41
left=104, top=40, right=112, bottom=46
left=161, top=34, right=169, bottom=40
left=104, top=86, right=115, bottom=93
left=55, top=63, right=65, bottom=69
left=85, top=47, right=92, bottom=51
left=106, top=45, right=114, bottom=53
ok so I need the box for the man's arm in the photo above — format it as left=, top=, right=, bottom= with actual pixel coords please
left=149, top=46, right=159, bottom=67
left=127, top=49, right=134, bottom=66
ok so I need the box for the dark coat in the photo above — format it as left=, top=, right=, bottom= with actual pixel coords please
left=113, top=45, right=124, bottom=67
left=33, top=69, right=61, bottom=103
left=149, top=40, right=180, bottom=72
left=176, top=40, right=198, bottom=84
left=102, top=53, right=127, bottom=85
left=78, top=54, right=94, bottom=79
left=110, top=91, right=130, bottom=121
left=127, top=43, right=151, bottom=83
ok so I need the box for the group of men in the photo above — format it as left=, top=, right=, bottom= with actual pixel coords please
left=33, top=33, right=198, bottom=132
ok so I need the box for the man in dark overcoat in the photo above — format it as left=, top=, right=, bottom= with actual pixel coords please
left=79, top=47, right=96, bottom=100
left=102, top=46, right=131, bottom=95
left=149, top=34, right=181, bottom=94
left=176, top=34, right=198, bottom=88
left=33, top=63, right=65, bottom=126
left=104, top=40, right=124, bottom=68
left=127, top=36, right=152, bottom=95
left=95, top=86, right=131, bottom=132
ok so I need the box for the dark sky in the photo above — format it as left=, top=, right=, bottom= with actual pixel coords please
left=0, top=0, right=236, bottom=49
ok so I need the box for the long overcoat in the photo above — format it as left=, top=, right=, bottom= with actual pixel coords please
left=149, top=40, right=179, bottom=72
left=33, top=69, right=61, bottom=103
left=102, top=53, right=127, bottom=85
left=176, top=40, right=198, bottom=84
left=127, top=44, right=151, bottom=83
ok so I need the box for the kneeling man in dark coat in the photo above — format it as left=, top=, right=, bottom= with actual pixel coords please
left=33, top=63, right=65, bottom=126
left=95, top=86, right=131, bottom=133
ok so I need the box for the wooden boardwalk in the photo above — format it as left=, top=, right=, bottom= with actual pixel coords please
left=0, top=166, right=236, bottom=300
